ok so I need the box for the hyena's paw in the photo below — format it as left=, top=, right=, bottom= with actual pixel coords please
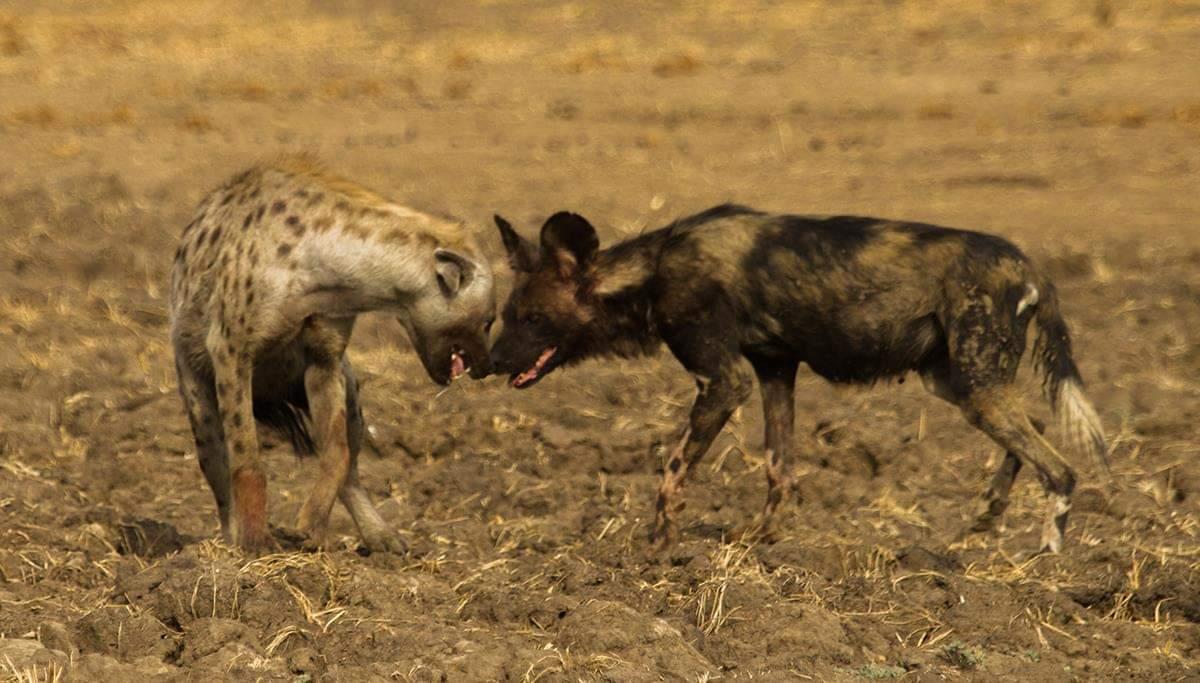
left=234, top=528, right=280, bottom=555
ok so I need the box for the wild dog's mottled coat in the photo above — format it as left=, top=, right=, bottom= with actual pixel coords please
left=490, top=204, right=1105, bottom=553
left=170, top=156, right=494, bottom=553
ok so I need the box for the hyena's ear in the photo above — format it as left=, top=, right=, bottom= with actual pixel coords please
left=434, top=248, right=475, bottom=298
left=539, top=211, right=599, bottom=281
left=493, top=215, right=537, bottom=272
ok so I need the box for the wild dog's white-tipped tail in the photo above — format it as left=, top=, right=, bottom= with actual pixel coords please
left=1057, top=377, right=1109, bottom=476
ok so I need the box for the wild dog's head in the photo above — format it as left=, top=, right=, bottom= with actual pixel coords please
left=490, top=212, right=604, bottom=388
left=401, top=245, right=496, bottom=386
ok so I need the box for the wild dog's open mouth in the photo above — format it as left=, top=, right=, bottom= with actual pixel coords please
left=511, top=347, right=557, bottom=388
left=450, top=349, right=468, bottom=381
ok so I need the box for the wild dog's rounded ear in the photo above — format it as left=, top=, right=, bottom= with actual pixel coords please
left=494, top=215, right=537, bottom=272
left=540, top=211, right=599, bottom=280
left=434, top=248, right=475, bottom=298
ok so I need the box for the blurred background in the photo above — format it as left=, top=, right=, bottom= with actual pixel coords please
left=1, top=1, right=1199, bottom=679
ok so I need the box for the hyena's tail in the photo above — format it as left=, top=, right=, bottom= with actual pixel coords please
left=1031, top=279, right=1109, bottom=475
left=253, top=388, right=316, bottom=457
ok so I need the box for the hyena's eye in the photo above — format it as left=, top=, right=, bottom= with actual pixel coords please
left=484, top=317, right=495, bottom=334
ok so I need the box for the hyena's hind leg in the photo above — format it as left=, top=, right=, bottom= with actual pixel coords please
left=176, top=355, right=233, bottom=543
left=338, top=358, right=406, bottom=554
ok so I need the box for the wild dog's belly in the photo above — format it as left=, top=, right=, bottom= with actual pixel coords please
left=741, top=301, right=946, bottom=384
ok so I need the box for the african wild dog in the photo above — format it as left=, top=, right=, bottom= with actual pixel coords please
left=490, top=205, right=1107, bottom=553
left=169, top=156, right=495, bottom=553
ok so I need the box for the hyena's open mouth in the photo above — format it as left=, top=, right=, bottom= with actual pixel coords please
left=511, top=346, right=557, bottom=388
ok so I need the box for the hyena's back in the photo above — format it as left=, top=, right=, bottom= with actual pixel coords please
left=655, top=206, right=1040, bottom=384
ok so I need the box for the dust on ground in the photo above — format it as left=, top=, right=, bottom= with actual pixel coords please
left=1, top=1, right=1199, bottom=680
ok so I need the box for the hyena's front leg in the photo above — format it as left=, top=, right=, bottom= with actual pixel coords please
left=296, top=317, right=354, bottom=548
left=745, top=356, right=800, bottom=540
left=338, top=359, right=406, bottom=554
left=207, top=329, right=272, bottom=552
left=655, top=322, right=752, bottom=547
left=175, top=355, right=233, bottom=542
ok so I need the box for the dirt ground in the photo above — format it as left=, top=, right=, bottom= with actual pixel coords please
left=1, top=1, right=1199, bottom=680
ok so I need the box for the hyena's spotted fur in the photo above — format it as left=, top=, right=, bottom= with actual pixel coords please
left=169, top=156, right=494, bottom=553
left=490, top=205, right=1107, bottom=555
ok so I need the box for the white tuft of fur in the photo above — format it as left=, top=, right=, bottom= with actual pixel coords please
left=1057, top=378, right=1109, bottom=476
left=1016, top=283, right=1039, bottom=317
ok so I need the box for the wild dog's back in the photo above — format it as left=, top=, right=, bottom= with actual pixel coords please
left=655, top=207, right=1039, bottom=383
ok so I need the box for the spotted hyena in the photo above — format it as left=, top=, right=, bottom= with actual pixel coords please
left=489, top=205, right=1107, bottom=554
left=169, top=156, right=495, bottom=553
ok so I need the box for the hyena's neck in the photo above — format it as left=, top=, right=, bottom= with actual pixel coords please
left=279, top=191, right=471, bottom=316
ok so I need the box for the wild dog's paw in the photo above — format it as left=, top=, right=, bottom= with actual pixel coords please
left=360, top=529, right=407, bottom=555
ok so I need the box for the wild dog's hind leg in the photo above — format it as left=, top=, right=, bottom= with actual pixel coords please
left=176, top=355, right=233, bottom=542
left=922, top=364, right=1025, bottom=534
left=959, top=389, right=1075, bottom=553
left=654, top=315, right=752, bottom=547
left=338, top=358, right=406, bottom=554
left=295, top=316, right=355, bottom=548
left=744, top=355, right=800, bottom=540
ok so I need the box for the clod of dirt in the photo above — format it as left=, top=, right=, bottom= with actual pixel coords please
left=116, top=517, right=188, bottom=557
left=180, top=618, right=260, bottom=666
left=0, top=638, right=68, bottom=673
left=73, top=607, right=179, bottom=661
left=895, top=545, right=963, bottom=574
left=37, top=621, right=76, bottom=658
left=557, top=600, right=714, bottom=677
left=72, top=653, right=177, bottom=680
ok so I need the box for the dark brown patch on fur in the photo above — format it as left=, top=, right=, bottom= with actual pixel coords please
left=277, top=243, right=293, bottom=257
left=271, top=199, right=287, bottom=214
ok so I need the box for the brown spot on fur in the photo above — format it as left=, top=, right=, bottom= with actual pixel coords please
left=209, top=226, right=223, bottom=246
left=314, top=216, right=333, bottom=232
left=286, top=215, right=305, bottom=236
left=294, top=189, right=309, bottom=199
left=277, top=243, right=293, bottom=257
left=255, top=205, right=266, bottom=222
left=231, top=466, right=269, bottom=549
left=306, top=192, right=324, bottom=207
left=243, top=212, right=254, bottom=230
left=272, top=200, right=287, bottom=214
left=334, top=200, right=350, bottom=213
left=246, top=291, right=255, bottom=306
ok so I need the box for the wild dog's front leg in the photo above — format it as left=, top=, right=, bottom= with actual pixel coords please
left=745, top=356, right=800, bottom=540
left=652, top=321, right=744, bottom=542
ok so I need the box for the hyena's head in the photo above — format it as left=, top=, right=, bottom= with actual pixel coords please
left=490, top=211, right=604, bottom=389
left=402, top=245, right=496, bottom=386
